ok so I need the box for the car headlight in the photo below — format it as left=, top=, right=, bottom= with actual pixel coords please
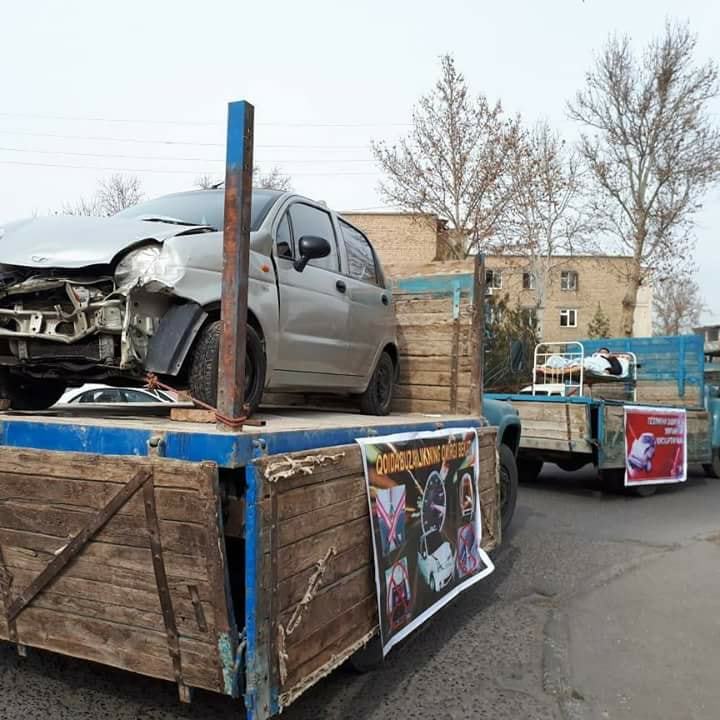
left=114, top=244, right=162, bottom=290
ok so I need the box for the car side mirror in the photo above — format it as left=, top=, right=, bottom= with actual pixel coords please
left=294, top=235, right=331, bottom=272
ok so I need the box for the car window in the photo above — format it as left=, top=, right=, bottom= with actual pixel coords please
left=339, top=221, right=378, bottom=284
left=288, top=203, right=339, bottom=272
left=122, top=389, right=156, bottom=403
left=78, top=388, right=122, bottom=403
left=275, top=213, right=293, bottom=259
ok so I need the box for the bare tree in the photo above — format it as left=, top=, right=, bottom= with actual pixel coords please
left=568, top=22, right=720, bottom=336
left=372, top=54, right=523, bottom=258
left=498, top=121, right=592, bottom=333
left=195, top=173, right=219, bottom=190
left=254, top=166, right=293, bottom=192
left=63, top=174, right=143, bottom=216
left=653, top=271, right=706, bottom=335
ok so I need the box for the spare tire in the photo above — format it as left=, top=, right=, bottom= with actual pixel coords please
left=188, top=321, right=266, bottom=415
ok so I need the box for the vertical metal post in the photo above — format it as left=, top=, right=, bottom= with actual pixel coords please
left=470, top=253, right=486, bottom=417
left=218, top=100, right=255, bottom=423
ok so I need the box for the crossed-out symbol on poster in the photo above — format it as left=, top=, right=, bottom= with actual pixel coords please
left=456, top=524, right=479, bottom=576
left=375, top=494, right=403, bottom=548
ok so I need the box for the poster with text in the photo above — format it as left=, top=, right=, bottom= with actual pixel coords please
left=624, top=406, right=687, bottom=486
left=357, top=428, right=494, bottom=655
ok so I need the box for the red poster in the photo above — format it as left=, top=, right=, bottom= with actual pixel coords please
left=624, top=406, right=687, bottom=486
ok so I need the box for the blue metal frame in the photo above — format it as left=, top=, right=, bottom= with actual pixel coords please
left=0, top=417, right=480, bottom=469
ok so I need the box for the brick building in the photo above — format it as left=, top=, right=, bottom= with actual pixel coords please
left=342, top=211, right=653, bottom=340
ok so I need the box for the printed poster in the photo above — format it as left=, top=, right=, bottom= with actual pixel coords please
left=357, top=427, right=494, bottom=656
left=624, top=406, right=687, bottom=486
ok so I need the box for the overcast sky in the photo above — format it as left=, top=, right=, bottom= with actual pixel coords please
left=1, top=0, right=718, bottom=321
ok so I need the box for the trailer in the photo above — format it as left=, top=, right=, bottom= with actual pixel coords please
left=488, top=335, right=720, bottom=494
left=0, top=101, right=510, bottom=719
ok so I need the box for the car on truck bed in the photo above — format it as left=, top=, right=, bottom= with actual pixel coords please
left=0, top=190, right=397, bottom=414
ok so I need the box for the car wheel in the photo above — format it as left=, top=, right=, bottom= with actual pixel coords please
left=517, top=455, right=544, bottom=483
left=9, top=378, right=66, bottom=410
left=499, top=444, right=519, bottom=535
left=188, top=321, right=266, bottom=416
left=703, top=449, right=720, bottom=479
left=359, top=351, right=394, bottom=416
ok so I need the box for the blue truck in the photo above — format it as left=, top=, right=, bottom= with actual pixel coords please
left=487, top=334, right=720, bottom=494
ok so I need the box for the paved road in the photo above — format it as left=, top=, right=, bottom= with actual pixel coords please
left=0, top=464, right=718, bottom=720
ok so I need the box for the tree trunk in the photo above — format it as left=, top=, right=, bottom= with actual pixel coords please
left=620, top=269, right=642, bottom=337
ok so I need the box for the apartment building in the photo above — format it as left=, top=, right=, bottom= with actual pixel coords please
left=342, top=211, right=653, bottom=340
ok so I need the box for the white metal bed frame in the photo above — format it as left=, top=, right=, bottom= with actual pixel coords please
left=531, top=341, right=639, bottom=401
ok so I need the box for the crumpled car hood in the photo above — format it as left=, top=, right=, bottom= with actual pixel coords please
left=0, top=215, right=211, bottom=269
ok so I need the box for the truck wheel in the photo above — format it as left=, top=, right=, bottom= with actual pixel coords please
left=600, top=468, right=657, bottom=497
left=557, top=457, right=590, bottom=473
left=188, top=321, right=266, bottom=415
left=348, top=635, right=384, bottom=673
left=517, top=455, right=543, bottom=483
left=703, top=449, right=720, bottom=479
left=9, top=379, right=65, bottom=410
left=359, top=352, right=394, bottom=416
left=499, top=444, right=519, bottom=534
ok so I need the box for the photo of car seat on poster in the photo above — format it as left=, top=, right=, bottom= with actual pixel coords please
left=357, top=428, right=495, bottom=655
left=624, top=406, right=687, bottom=486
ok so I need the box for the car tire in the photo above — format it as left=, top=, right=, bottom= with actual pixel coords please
left=703, top=449, right=720, bottom=479
left=359, top=351, right=394, bottom=416
left=600, top=468, right=657, bottom=497
left=499, top=444, right=519, bottom=535
left=188, top=321, right=266, bottom=416
left=517, top=455, right=544, bottom=483
left=9, top=378, right=66, bottom=411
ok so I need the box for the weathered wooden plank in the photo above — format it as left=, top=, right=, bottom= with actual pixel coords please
left=279, top=494, right=368, bottom=549
left=278, top=541, right=370, bottom=611
left=277, top=517, right=370, bottom=583
left=282, top=595, right=376, bottom=689
left=279, top=475, right=366, bottom=521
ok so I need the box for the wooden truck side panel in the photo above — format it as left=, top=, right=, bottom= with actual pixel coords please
left=516, top=401, right=593, bottom=455
left=0, top=448, right=238, bottom=699
left=251, top=428, right=499, bottom=714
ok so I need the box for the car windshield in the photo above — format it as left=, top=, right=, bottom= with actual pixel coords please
left=114, top=189, right=281, bottom=232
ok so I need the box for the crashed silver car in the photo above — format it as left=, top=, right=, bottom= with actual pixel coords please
left=0, top=189, right=398, bottom=413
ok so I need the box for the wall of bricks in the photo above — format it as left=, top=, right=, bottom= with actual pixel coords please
left=347, top=211, right=653, bottom=339
left=340, top=212, right=440, bottom=265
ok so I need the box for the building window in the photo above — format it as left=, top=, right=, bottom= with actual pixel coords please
left=560, top=309, right=578, bottom=328
left=522, top=272, right=536, bottom=290
left=560, top=270, right=578, bottom=291
left=486, top=269, right=503, bottom=289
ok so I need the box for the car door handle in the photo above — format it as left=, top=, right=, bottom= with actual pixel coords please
left=336, top=280, right=346, bottom=293
left=381, top=294, right=389, bottom=305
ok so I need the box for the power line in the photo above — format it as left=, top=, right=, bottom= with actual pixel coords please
left=0, top=128, right=373, bottom=150
left=0, top=145, right=376, bottom=164
left=0, top=158, right=378, bottom=176
left=0, top=111, right=411, bottom=129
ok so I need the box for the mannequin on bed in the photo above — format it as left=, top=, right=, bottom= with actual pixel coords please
left=596, top=347, right=623, bottom=376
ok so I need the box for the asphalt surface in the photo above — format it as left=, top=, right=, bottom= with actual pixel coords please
left=0, top=463, right=718, bottom=719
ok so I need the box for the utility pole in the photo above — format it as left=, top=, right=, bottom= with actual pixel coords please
left=217, top=100, right=255, bottom=426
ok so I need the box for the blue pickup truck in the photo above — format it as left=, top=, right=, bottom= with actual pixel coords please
left=487, top=334, right=720, bottom=495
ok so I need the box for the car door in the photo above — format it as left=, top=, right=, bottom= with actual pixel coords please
left=272, top=202, right=352, bottom=383
left=337, top=219, right=391, bottom=376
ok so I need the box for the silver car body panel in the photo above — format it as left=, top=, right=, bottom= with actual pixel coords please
left=0, top=192, right=397, bottom=395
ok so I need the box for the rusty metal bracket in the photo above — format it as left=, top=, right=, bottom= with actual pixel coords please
left=143, top=478, right=191, bottom=704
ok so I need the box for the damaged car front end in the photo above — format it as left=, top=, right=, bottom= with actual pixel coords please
left=0, top=213, right=217, bottom=408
